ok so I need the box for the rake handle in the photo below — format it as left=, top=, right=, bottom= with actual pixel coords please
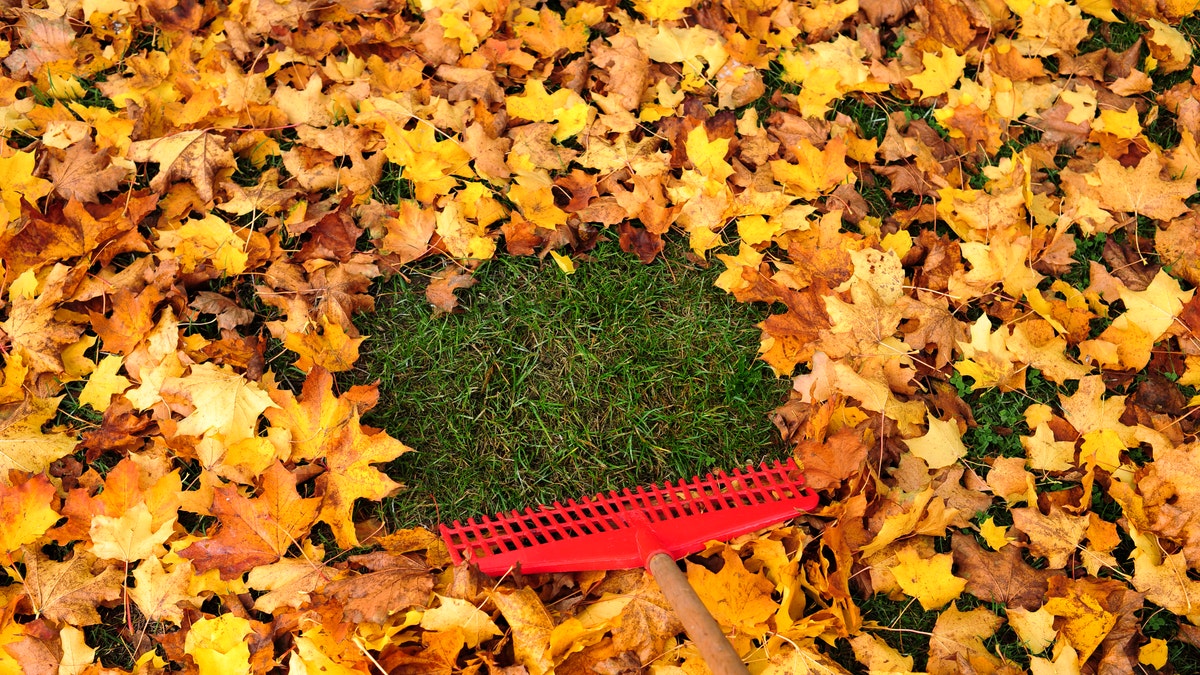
left=646, top=552, right=750, bottom=675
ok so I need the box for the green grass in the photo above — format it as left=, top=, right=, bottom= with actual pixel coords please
left=345, top=240, right=794, bottom=527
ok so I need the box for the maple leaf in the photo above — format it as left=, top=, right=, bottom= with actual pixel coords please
left=793, top=428, right=868, bottom=492
left=0, top=397, right=80, bottom=479
left=282, top=317, right=365, bottom=373
left=907, top=46, right=966, bottom=99
left=127, top=131, right=236, bottom=203
left=160, top=363, right=278, bottom=447
left=1042, top=576, right=1122, bottom=662
left=951, top=534, right=1064, bottom=610
left=315, top=416, right=411, bottom=547
left=264, top=367, right=375, bottom=461
left=244, top=550, right=333, bottom=614
left=903, top=413, right=967, bottom=469
left=154, top=214, right=249, bottom=276
left=1011, top=505, right=1089, bottom=569
left=1136, top=439, right=1200, bottom=563
left=21, top=548, right=124, bottom=626
left=927, top=605, right=1005, bottom=674
left=770, top=137, right=853, bottom=200
left=0, top=150, right=54, bottom=228
left=579, top=569, right=683, bottom=662
left=325, top=551, right=433, bottom=624
left=77, top=355, right=131, bottom=412
left=421, top=595, right=502, bottom=648
left=688, top=548, right=778, bottom=649
left=129, top=555, right=201, bottom=625
left=58, top=625, right=94, bottom=675
left=88, top=283, right=167, bottom=357
left=0, top=475, right=59, bottom=564
left=507, top=80, right=591, bottom=142
left=491, top=587, right=554, bottom=675
left=425, top=267, right=479, bottom=314
left=888, top=545, right=966, bottom=610
left=1, top=263, right=86, bottom=375
left=184, top=614, right=253, bottom=674
left=90, top=502, right=175, bottom=562
left=1062, top=152, right=1194, bottom=222
left=47, top=140, right=126, bottom=204
left=180, top=462, right=319, bottom=579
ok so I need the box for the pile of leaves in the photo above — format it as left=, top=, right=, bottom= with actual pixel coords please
left=1, top=0, right=1200, bottom=669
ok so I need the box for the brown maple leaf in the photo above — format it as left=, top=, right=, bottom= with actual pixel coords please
left=21, top=547, right=124, bottom=626
left=324, top=551, right=434, bottom=624
left=426, top=267, right=479, bottom=314
left=127, top=130, right=236, bottom=203
left=950, top=534, right=1064, bottom=610
left=1062, top=152, right=1194, bottom=222
left=47, top=139, right=126, bottom=203
left=793, top=428, right=869, bottom=492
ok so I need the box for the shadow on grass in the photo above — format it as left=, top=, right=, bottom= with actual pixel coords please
left=344, top=239, right=795, bottom=528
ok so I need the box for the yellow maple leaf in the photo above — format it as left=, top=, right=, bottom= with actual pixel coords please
left=548, top=250, right=576, bottom=274
left=316, top=415, right=411, bottom=548
left=421, top=595, right=502, bottom=649
left=0, top=397, right=79, bottom=479
left=688, top=548, right=778, bottom=649
left=491, top=587, right=553, bottom=675
left=58, top=625, right=95, bottom=675
left=370, top=108, right=472, bottom=202
left=161, top=363, right=278, bottom=446
left=685, top=125, right=733, bottom=183
left=979, top=517, right=1011, bottom=551
left=90, top=502, right=176, bottom=562
left=155, top=214, right=249, bottom=276
left=1008, top=607, right=1058, bottom=655
left=907, top=46, right=966, bottom=99
left=506, top=80, right=591, bottom=142
left=0, top=150, right=53, bottom=227
left=778, top=36, right=884, bottom=117
left=435, top=197, right=498, bottom=261
left=508, top=176, right=568, bottom=232
left=769, top=137, right=853, bottom=200
left=1096, top=270, right=1194, bottom=370
left=1022, top=422, right=1077, bottom=472
left=129, top=555, right=199, bottom=625
left=1065, top=152, right=1194, bottom=222
left=283, top=317, right=365, bottom=374
left=1091, top=106, right=1141, bottom=140
left=184, top=614, right=252, bottom=675
left=1042, top=584, right=1116, bottom=662
left=889, top=545, right=967, bottom=610
left=954, top=316, right=1025, bottom=392
left=78, top=354, right=131, bottom=412
left=1030, top=641, right=1082, bottom=674
left=715, top=243, right=764, bottom=295
left=633, top=0, right=694, bottom=20
left=1140, top=638, right=1169, bottom=669
left=631, top=24, right=728, bottom=82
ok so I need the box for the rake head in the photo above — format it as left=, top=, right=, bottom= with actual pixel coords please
left=439, top=458, right=819, bottom=575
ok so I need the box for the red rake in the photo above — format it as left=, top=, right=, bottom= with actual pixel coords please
left=439, top=458, right=819, bottom=675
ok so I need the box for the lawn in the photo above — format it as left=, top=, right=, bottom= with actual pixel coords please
left=345, top=240, right=793, bottom=526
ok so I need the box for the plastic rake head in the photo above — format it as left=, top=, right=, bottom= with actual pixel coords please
left=439, top=458, right=819, bottom=575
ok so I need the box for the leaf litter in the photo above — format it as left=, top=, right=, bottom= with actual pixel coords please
left=0, top=0, right=1199, bottom=671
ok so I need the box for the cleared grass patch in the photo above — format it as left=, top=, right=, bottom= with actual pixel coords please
left=346, top=241, right=794, bottom=527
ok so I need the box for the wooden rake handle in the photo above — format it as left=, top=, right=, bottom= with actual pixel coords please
left=646, top=553, right=751, bottom=675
